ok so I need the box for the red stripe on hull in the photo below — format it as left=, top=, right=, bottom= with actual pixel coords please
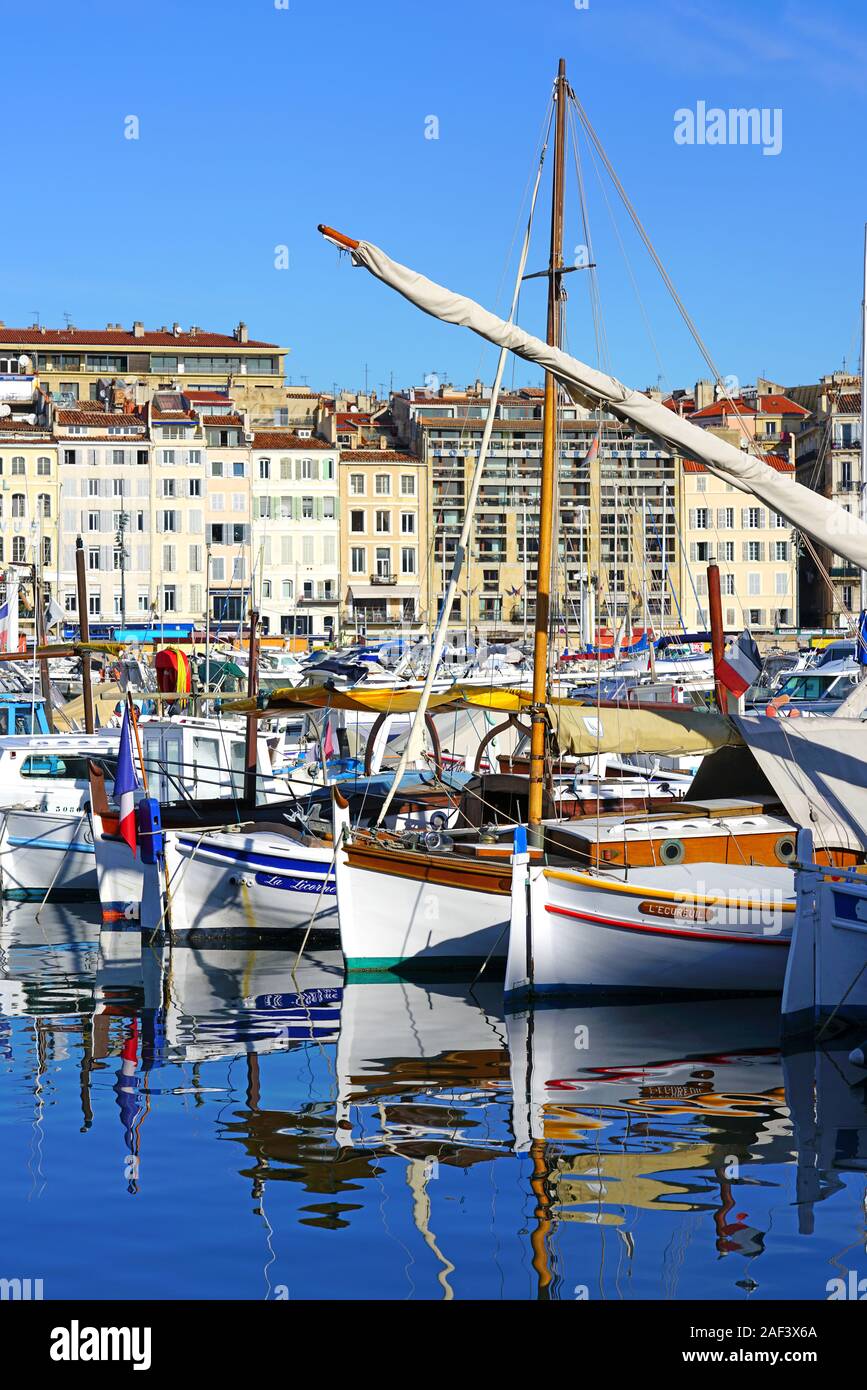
left=544, top=902, right=789, bottom=946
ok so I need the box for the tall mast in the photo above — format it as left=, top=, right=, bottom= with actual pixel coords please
left=528, top=58, right=568, bottom=845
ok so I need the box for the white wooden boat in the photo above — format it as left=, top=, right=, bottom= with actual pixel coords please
left=782, top=827, right=867, bottom=1032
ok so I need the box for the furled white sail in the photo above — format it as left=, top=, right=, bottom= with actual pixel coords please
left=342, top=238, right=867, bottom=572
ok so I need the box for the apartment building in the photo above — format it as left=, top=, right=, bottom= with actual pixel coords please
left=789, top=372, right=863, bottom=625
left=680, top=458, right=798, bottom=632
left=340, top=448, right=429, bottom=636
left=396, top=383, right=682, bottom=638
left=251, top=431, right=340, bottom=639
left=681, top=386, right=804, bottom=632
left=0, top=320, right=289, bottom=424
left=204, top=411, right=252, bottom=628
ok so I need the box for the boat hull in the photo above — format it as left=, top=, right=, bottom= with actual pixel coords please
left=154, top=830, right=338, bottom=937
left=335, top=837, right=512, bottom=973
left=507, top=861, right=793, bottom=1000
left=0, top=808, right=96, bottom=896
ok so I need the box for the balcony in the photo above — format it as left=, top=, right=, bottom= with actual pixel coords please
left=369, top=572, right=397, bottom=585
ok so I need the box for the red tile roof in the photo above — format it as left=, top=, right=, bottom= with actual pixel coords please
left=836, top=392, right=862, bottom=414
left=340, top=449, right=420, bottom=462
left=0, top=420, right=51, bottom=434
left=204, top=414, right=244, bottom=428
left=683, top=453, right=794, bottom=474
left=689, top=400, right=758, bottom=419
left=758, top=394, right=810, bottom=416
left=183, top=390, right=231, bottom=403
left=251, top=431, right=333, bottom=449
left=0, top=327, right=279, bottom=349
left=56, top=410, right=146, bottom=428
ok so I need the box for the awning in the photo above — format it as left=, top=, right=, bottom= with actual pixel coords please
left=735, top=714, right=867, bottom=853
left=348, top=585, right=420, bottom=601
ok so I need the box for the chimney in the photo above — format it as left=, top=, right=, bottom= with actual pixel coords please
left=172, top=322, right=181, bottom=336
left=694, top=378, right=715, bottom=410
left=235, top=321, right=249, bottom=344
left=133, top=321, right=144, bottom=338
left=189, top=325, right=199, bottom=338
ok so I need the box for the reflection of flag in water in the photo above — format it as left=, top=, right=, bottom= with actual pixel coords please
left=113, top=704, right=140, bottom=854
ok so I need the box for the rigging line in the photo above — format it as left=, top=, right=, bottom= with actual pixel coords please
left=568, top=93, right=854, bottom=636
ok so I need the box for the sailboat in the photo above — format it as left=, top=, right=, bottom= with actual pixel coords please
left=322, top=60, right=867, bottom=984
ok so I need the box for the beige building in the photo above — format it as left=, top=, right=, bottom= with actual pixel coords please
left=250, top=431, right=340, bottom=640
left=0, top=320, right=289, bottom=425
left=340, top=448, right=429, bottom=636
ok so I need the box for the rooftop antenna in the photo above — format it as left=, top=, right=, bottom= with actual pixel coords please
left=363, top=362, right=369, bottom=394
left=63, top=312, right=72, bottom=330
left=30, top=310, right=40, bottom=327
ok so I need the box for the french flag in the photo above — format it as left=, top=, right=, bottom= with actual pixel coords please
left=716, top=629, right=761, bottom=698
left=113, top=704, right=140, bottom=855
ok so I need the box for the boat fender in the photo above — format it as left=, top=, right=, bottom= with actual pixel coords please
left=849, top=1045, right=867, bottom=1068
left=136, top=798, right=164, bottom=866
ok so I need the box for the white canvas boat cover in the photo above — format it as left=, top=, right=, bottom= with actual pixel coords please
left=549, top=703, right=738, bottom=756
left=344, top=239, right=867, bottom=572
left=735, top=715, right=867, bottom=852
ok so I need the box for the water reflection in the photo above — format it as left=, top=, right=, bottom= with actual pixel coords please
left=1, top=903, right=866, bottom=1299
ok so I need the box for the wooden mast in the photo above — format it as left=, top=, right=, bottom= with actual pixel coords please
left=528, top=58, right=568, bottom=847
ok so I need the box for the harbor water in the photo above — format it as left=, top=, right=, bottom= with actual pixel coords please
left=1, top=902, right=865, bottom=1302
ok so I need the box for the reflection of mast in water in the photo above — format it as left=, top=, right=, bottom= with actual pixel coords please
left=529, top=1137, right=554, bottom=1300
left=406, top=1157, right=455, bottom=1300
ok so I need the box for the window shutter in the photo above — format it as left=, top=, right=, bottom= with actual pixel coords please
left=688, top=509, right=696, bottom=528
left=689, top=542, right=696, bottom=562
left=156, top=513, right=164, bottom=533
left=281, top=536, right=292, bottom=564
left=315, top=498, right=323, bottom=521
left=189, top=509, right=202, bottom=534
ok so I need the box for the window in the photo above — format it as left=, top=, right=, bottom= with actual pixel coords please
left=718, top=507, right=734, bottom=529
left=188, top=449, right=201, bottom=466
left=722, top=574, right=735, bottom=595
left=775, top=572, right=789, bottom=595
left=302, top=497, right=314, bottom=519
left=323, top=458, right=334, bottom=480
left=112, top=449, right=125, bottom=466
left=42, top=537, right=51, bottom=566
left=375, top=510, right=391, bottom=533
left=401, top=547, right=417, bottom=575
left=400, top=512, right=416, bottom=535
left=749, top=608, right=764, bottom=626
left=746, top=541, right=763, bottom=561
left=774, top=541, right=789, bottom=561
left=12, top=536, right=25, bottom=563
left=282, top=578, right=293, bottom=599
left=375, top=546, right=390, bottom=577
left=375, top=474, right=391, bottom=495
left=259, top=458, right=271, bottom=480
left=162, top=478, right=176, bottom=498
left=744, top=507, right=764, bottom=529
left=163, top=545, right=176, bottom=573
left=692, top=508, right=709, bottom=529
left=695, top=475, right=706, bottom=491
left=211, top=460, right=224, bottom=478
left=350, top=473, right=365, bottom=495
left=350, top=547, right=365, bottom=574
left=138, top=593, right=150, bottom=613
left=88, top=593, right=100, bottom=615
left=401, top=474, right=416, bottom=496
left=37, top=494, right=50, bottom=518
left=189, top=545, right=202, bottom=572
left=189, top=478, right=202, bottom=497
left=300, top=458, right=314, bottom=479
left=63, top=449, right=75, bottom=467
left=720, top=541, right=735, bottom=561
left=163, top=586, right=177, bottom=613
left=280, top=457, right=292, bottom=480
left=323, top=497, right=336, bottom=519
left=161, top=510, right=178, bottom=532
left=232, top=461, right=245, bottom=478
left=88, top=548, right=100, bottom=570
left=64, top=592, right=77, bottom=613
left=37, top=457, right=51, bottom=476
left=351, top=510, right=365, bottom=533
left=113, top=478, right=125, bottom=497
left=161, top=449, right=176, bottom=465
left=262, top=579, right=272, bottom=599
left=88, top=478, right=99, bottom=497
left=11, top=494, right=25, bottom=519
left=11, top=456, right=25, bottom=476
left=748, top=572, right=761, bottom=596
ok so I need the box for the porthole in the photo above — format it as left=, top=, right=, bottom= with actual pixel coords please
left=659, top=838, right=685, bottom=864
left=774, top=835, right=796, bottom=865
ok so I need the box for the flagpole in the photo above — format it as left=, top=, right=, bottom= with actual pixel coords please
left=127, top=690, right=149, bottom=793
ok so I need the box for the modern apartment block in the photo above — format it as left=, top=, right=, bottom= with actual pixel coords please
left=339, top=447, right=430, bottom=636
left=395, top=383, right=682, bottom=639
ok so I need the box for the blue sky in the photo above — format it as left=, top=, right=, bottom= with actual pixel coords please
left=2, top=0, right=865, bottom=397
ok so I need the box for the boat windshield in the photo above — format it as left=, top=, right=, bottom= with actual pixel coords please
left=776, top=672, right=838, bottom=700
